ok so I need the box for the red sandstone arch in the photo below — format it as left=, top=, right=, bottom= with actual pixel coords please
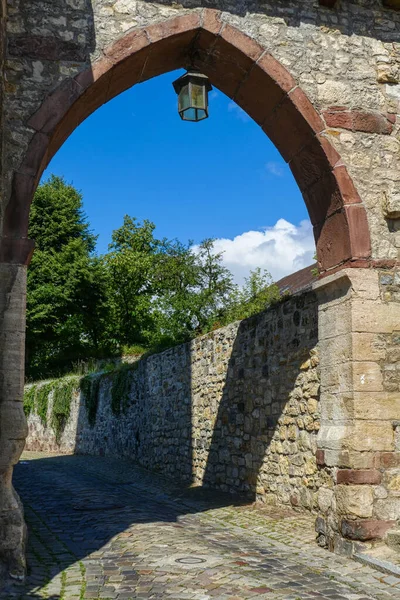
left=4, top=10, right=371, bottom=272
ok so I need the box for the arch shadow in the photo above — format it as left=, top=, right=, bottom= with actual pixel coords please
left=202, top=291, right=319, bottom=504
left=7, top=453, right=250, bottom=598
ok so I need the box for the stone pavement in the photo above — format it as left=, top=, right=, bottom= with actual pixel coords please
left=3, top=452, right=400, bottom=600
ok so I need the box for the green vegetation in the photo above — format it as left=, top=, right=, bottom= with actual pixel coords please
left=224, top=268, right=280, bottom=322
left=26, top=176, right=281, bottom=380
left=51, top=378, right=79, bottom=442
left=111, top=365, right=133, bottom=415
left=27, top=175, right=111, bottom=380
left=36, top=382, right=53, bottom=425
left=24, top=175, right=284, bottom=429
left=23, top=386, right=36, bottom=417
left=22, top=377, right=79, bottom=440
left=79, top=562, right=86, bottom=600
left=80, top=375, right=101, bottom=427
left=23, top=363, right=141, bottom=430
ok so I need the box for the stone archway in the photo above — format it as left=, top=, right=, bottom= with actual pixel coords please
left=3, top=6, right=399, bottom=581
left=5, top=11, right=371, bottom=273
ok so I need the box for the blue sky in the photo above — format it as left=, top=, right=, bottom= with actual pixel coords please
left=43, top=70, right=315, bottom=283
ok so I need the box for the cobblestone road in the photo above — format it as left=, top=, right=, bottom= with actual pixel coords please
left=3, top=452, right=400, bottom=600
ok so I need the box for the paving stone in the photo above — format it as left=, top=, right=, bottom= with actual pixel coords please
left=2, top=452, right=400, bottom=600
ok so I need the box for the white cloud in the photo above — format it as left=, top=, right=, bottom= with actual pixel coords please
left=265, top=161, right=285, bottom=177
left=206, top=219, right=316, bottom=286
left=227, top=101, right=250, bottom=123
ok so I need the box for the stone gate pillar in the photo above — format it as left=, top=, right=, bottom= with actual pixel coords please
left=0, top=257, right=30, bottom=579
left=315, top=268, right=400, bottom=554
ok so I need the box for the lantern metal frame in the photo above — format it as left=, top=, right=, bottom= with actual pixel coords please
left=172, top=69, right=213, bottom=122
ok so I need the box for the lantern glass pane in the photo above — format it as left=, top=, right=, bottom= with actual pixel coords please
left=183, top=107, right=197, bottom=121
left=190, top=83, right=206, bottom=109
left=197, top=108, right=207, bottom=120
left=178, top=84, right=190, bottom=112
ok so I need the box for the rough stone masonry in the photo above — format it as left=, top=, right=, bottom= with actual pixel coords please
left=23, top=269, right=400, bottom=555
left=0, top=0, right=400, bottom=583
left=25, top=292, right=322, bottom=510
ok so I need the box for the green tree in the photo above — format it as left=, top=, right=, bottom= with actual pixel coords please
left=26, top=176, right=110, bottom=378
left=105, top=216, right=160, bottom=347
left=194, top=238, right=235, bottom=330
left=149, top=238, right=236, bottom=343
left=27, top=179, right=281, bottom=378
left=28, top=175, right=96, bottom=253
left=105, top=221, right=237, bottom=347
left=225, top=268, right=280, bottom=322
left=150, top=238, right=200, bottom=345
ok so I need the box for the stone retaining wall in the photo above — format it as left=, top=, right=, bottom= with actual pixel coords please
left=25, top=290, right=324, bottom=510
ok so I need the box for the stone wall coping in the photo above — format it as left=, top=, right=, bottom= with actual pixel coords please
left=312, top=269, right=351, bottom=293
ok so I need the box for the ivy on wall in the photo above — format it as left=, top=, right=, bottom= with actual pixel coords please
left=52, top=378, right=79, bottom=442
left=36, top=382, right=52, bottom=425
left=81, top=375, right=101, bottom=427
left=23, top=377, right=79, bottom=441
left=23, top=361, right=140, bottom=438
left=23, top=386, right=36, bottom=417
left=111, top=366, right=133, bottom=415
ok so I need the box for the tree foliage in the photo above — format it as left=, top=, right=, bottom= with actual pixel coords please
left=26, top=176, right=111, bottom=379
left=26, top=176, right=281, bottom=379
left=226, top=268, right=280, bottom=322
left=105, top=216, right=160, bottom=347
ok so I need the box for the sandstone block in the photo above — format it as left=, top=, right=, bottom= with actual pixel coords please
left=374, top=498, right=400, bottom=521
left=341, top=451, right=376, bottom=469
left=336, top=469, right=381, bottom=485
left=318, top=301, right=352, bottom=340
left=318, top=334, right=352, bottom=367
left=344, top=422, right=394, bottom=452
left=323, top=109, right=394, bottom=135
left=318, top=423, right=349, bottom=451
left=320, top=363, right=353, bottom=393
left=386, top=530, right=400, bottom=552
left=341, top=519, right=395, bottom=541
left=352, top=333, right=387, bottom=363
left=319, top=390, right=353, bottom=421
left=336, top=485, right=374, bottom=518
left=352, top=362, right=383, bottom=393
left=375, top=452, right=400, bottom=469
left=318, top=487, right=334, bottom=513
left=385, top=470, right=400, bottom=493
left=352, top=300, right=400, bottom=334
left=353, top=392, right=400, bottom=420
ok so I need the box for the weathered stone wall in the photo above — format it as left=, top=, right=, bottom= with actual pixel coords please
left=20, top=269, right=400, bottom=555
left=3, top=0, right=400, bottom=260
left=315, top=268, right=400, bottom=554
left=0, top=264, right=28, bottom=579
left=25, top=291, right=323, bottom=510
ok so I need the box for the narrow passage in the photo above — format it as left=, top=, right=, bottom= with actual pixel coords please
left=4, top=452, right=400, bottom=600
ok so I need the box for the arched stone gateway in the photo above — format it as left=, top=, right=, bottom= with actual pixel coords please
left=0, top=0, right=399, bottom=580
left=6, top=12, right=372, bottom=271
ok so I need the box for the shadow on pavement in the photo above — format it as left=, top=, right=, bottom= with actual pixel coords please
left=5, top=453, right=250, bottom=599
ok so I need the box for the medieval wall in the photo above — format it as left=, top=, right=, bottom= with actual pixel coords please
left=24, top=291, right=324, bottom=511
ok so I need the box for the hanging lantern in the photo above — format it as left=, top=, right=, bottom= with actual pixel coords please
left=172, top=69, right=212, bottom=122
